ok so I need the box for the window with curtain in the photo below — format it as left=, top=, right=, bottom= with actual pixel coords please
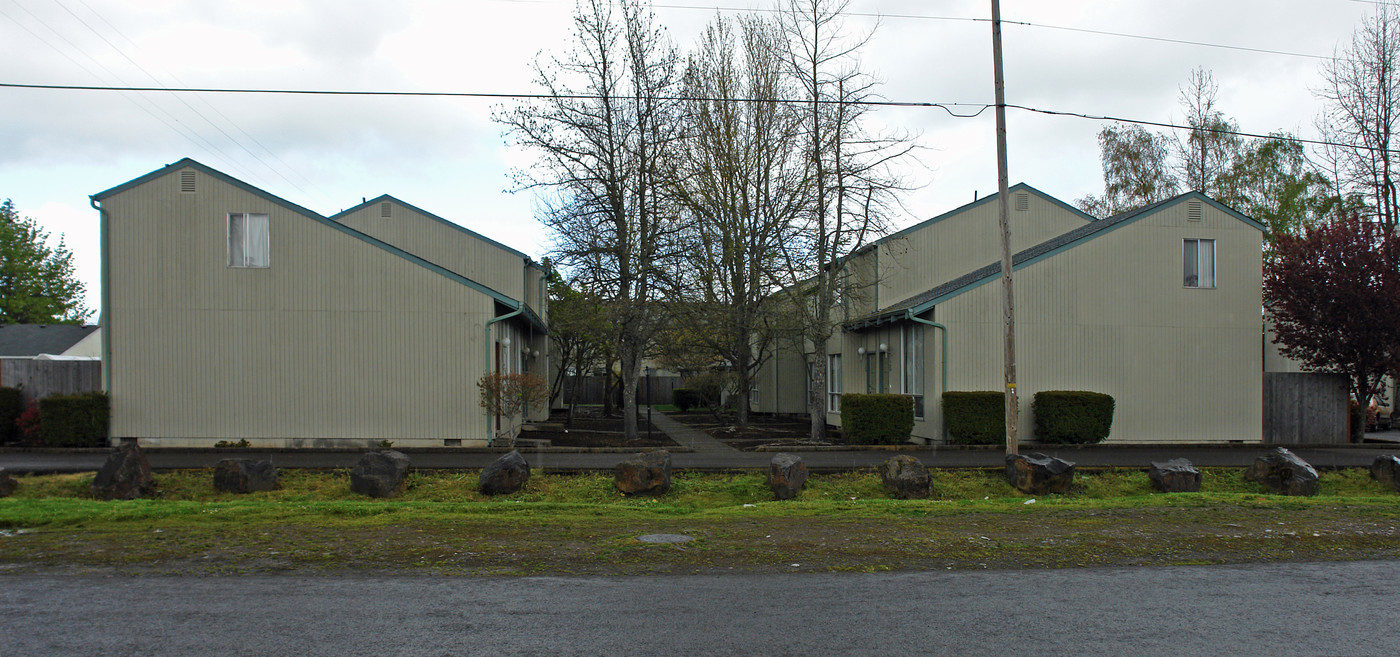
left=228, top=213, right=270, bottom=268
left=1183, top=238, right=1215, bottom=288
left=902, top=324, right=925, bottom=419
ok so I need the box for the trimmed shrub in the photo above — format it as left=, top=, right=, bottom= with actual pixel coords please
left=943, top=391, right=1006, bottom=445
left=672, top=388, right=701, bottom=412
left=0, top=386, right=22, bottom=444
left=840, top=394, right=914, bottom=445
left=38, top=392, right=110, bottom=447
left=1033, top=390, right=1115, bottom=444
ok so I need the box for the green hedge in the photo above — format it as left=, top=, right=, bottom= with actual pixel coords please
left=672, top=388, right=701, bottom=412
left=840, top=394, right=914, bottom=445
left=38, top=391, right=110, bottom=447
left=1033, top=390, right=1114, bottom=444
left=0, top=386, right=22, bottom=444
left=943, top=391, right=1006, bottom=445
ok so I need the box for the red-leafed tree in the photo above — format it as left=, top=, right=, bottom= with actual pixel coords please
left=1265, top=215, right=1400, bottom=438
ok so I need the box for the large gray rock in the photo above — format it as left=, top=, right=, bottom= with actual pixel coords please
left=0, top=468, right=15, bottom=498
left=768, top=453, right=808, bottom=501
left=1005, top=452, right=1075, bottom=495
left=213, top=459, right=279, bottom=494
left=350, top=450, right=411, bottom=498
left=880, top=454, right=932, bottom=499
left=480, top=450, right=530, bottom=495
left=90, top=442, right=155, bottom=500
left=1148, top=458, right=1202, bottom=493
left=1245, top=447, right=1318, bottom=496
left=1370, top=455, right=1400, bottom=492
left=614, top=450, right=671, bottom=496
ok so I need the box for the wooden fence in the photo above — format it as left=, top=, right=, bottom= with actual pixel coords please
left=1262, top=372, right=1348, bottom=444
left=557, top=375, right=682, bottom=407
left=0, top=358, right=103, bottom=403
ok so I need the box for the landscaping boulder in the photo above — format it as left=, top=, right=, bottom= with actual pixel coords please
left=480, top=450, right=530, bottom=496
left=1245, top=447, right=1318, bottom=496
left=1148, top=458, right=1202, bottom=493
left=768, top=453, right=808, bottom=501
left=90, top=442, right=155, bottom=500
left=350, top=450, right=411, bottom=498
left=614, top=450, right=671, bottom=496
left=213, top=459, right=279, bottom=494
left=1370, top=455, right=1400, bottom=492
left=0, top=468, right=15, bottom=498
left=880, top=454, right=932, bottom=499
left=1004, top=452, right=1075, bottom=495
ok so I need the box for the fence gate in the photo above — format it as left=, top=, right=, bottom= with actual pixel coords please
left=1262, top=372, right=1347, bottom=444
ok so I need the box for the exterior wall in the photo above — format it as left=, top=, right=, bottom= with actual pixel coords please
left=62, top=329, right=102, bottom=357
left=336, top=200, right=532, bottom=311
left=873, top=188, right=1091, bottom=309
left=102, top=167, right=501, bottom=447
left=926, top=199, right=1263, bottom=443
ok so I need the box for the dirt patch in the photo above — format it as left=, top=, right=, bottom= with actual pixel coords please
left=669, top=412, right=843, bottom=451
left=521, top=412, right=675, bottom=449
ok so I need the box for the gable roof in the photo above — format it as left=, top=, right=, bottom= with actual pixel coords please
left=856, top=183, right=1096, bottom=257
left=92, top=159, right=543, bottom=331
left=0, top=324, right=99, bottom=357
left=330, top=195, right=534, bottom=263
left=847, top=191, right=1265, bottom=329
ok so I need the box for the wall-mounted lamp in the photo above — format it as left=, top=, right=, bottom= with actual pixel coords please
left=879, top=343, right=889, bottom=352
left=532, top=350, right=540, bottom=357
left=857, top=347, right=866, bottom=355
left=502, top=338, right=511, bottom=347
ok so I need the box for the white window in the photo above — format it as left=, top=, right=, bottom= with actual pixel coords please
left=902, top=325, right=925, bottom=419
left=827, top=354, right=842, bottom=413
left=228, top=213, right=270, bottom=268
left=1183, top=238, right=1215, bottom=288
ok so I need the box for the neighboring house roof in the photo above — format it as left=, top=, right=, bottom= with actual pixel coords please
left=91, top=159, right=545, bottom=332
left=0, top=324, right=100, bottom=357
left=847, top=191, right=1266, bottom=329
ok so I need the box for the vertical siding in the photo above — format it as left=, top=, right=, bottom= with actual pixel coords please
left=875, top=192, right=1090, bottom=309
left=924, top=200, right=1263, bottom=443
left=104, top=168, right=497, bottom=446
left=336, top=202, right=528, bottom=306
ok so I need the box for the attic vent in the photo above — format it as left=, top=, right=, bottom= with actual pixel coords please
left=1014, top=192, right=1029, bottom=212
left=179, top=169, right=196, bottom=193
left=380, top=202, right=392, bottom=218
left=1187, top=201, right=1203, bottom=222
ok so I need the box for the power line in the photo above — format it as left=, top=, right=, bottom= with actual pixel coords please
left=5, top=80, right=1392, bottom=154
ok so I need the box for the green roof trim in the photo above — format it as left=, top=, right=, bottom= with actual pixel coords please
left=91, top=158, right=537, bottom=324
left=847, top=191, right=1265, bottom=329
left=330, top=194, right=535, bottom=263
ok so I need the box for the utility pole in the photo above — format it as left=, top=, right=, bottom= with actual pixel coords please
left=991, top=0, right=1018, bottom=455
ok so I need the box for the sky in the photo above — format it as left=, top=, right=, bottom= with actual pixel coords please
left=0, top=0, right=1382, bottom=318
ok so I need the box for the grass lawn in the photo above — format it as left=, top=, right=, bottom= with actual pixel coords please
left=1, top=468, right=1398, bottom=576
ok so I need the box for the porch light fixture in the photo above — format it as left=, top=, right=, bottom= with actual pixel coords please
left=879, top=343, right=889, bottom=352
left=857, top=347, right=866, bottom=355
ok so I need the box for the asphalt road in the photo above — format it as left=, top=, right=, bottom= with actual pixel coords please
left=3, top=560, right=1397, bottom=656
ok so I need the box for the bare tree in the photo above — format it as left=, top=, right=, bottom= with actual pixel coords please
left=669, top=14, right=805, bottom=427
left=1174, top=67, right=1241, bottom=196
left=774, top=0, right=915, bottom=441
left=1076, top=123, right=1179, bottom=217
left=496, top=0, right=685, bottom=441
left=1317, top=6, right=1400, bottom=230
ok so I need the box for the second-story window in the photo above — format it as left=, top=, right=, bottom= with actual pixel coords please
left=1183, top=238, right=1215, bottom=288
left=228, top=213, right=270, bottom=268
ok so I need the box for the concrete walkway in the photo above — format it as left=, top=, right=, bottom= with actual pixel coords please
left=3, top=412, right=1400, bottom=473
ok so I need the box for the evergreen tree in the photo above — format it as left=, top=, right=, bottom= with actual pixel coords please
left=0, top=199, right=89, bottom=324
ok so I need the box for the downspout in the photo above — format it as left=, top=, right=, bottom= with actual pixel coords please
left=480, top=263, right=532, bottom=446
left=905, top=310, right=948, bottom=443
left=90, top=197, right=113, bottom=446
